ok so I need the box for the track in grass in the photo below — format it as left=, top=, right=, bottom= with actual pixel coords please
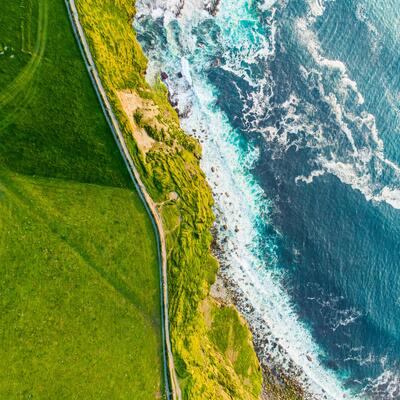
left=0, top=0, right=164, bottom=397
left=0, top=0, right=48, bottom=116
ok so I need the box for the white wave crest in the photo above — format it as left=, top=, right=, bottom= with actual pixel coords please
left=361, top=369, right=400, bottom=399
left=295, top=170, right=325, bottom=184
left=286, top=7, right=400, bottom=210
left=318, top=157, right=400, bottom=209
left=134, top=1, right=355, bottom=398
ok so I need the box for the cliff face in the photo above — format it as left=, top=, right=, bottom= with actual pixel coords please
left=75, top=0, right=263, bottom=398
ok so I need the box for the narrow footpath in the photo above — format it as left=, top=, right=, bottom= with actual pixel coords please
left=64, top=1, right=182, bottom=399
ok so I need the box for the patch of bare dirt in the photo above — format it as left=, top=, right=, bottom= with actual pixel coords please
left=118, top=90, right=161, bottom=153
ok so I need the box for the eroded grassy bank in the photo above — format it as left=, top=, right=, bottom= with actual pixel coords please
left=75, top=1, right=308, bottom=398
left=75, top=0, right=263, bottom=398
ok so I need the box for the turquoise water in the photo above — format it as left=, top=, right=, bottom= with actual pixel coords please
left=135, top=0, right=400, bottom=398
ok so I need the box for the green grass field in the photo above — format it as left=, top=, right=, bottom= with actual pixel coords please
left=0, top=0, right=163, bottom=398
left=75, top=0, right=264, bottom=398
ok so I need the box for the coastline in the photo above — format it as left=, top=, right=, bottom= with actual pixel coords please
left=70, top=0, right=329, bottom=397
left=210, top=235, right=306, bottom=400
left=75, top=0, right=264, bottom=398
left=72, top=0, right=314, bottom=397
left=131, top=2, right=355, bottom=397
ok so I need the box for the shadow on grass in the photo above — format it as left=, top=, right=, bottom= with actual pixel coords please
left=0, top=170, right=158, bottom=328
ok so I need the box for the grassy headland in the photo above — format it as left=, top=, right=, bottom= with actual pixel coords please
left=0, top=0, right=163, bottom=398
left=75, top=0, right=264, bottom=398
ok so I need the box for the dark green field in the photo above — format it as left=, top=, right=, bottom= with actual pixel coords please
left=0, top=0, right=163, bottom=398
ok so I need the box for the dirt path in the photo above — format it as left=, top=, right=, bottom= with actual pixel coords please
left=64, top=1, right=182, bottom=399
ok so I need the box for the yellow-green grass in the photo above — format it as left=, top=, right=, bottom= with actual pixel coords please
left=75, top=0, right=264, bottom=398
left=0, top=170, right=162, bottom=398
left=0, top=0, right=163, bottom=398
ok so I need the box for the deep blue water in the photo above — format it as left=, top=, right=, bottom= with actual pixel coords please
left=135, top=0, right=400, bottom=397
left=257, top=2, right=400, bottom=397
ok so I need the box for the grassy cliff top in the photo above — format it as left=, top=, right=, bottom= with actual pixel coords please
left=0, top=0, right=163, bottom=398
left=75, top=0, right=264, bottom=398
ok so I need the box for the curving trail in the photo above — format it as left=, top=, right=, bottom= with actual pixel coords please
left=0, top=0, right=48, bottom=134
left=64, top=1, right=182, bottom=399
left=0, top=0, right=48, bottom=111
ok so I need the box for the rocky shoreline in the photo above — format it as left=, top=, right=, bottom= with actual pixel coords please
left=210, top=226, right=310, bottom=400
left=163, top=66, right=310, bottom=399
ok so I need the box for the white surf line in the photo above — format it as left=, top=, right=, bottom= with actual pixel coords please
left=64, top=1, right=182, bottom=399
left=134, top=1, right=357, bottom=397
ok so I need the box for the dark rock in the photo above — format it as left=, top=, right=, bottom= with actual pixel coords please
left=205, top=0, right=221, bottom=16
left=161, top=71, right=169, bottom=80
left=174, top=0, right=185, bottom=17
left=177, top=72, right=183, bottom=78
left=177, top=106, right=191, bottom=119
left=212, top=58, right=221, bottom=68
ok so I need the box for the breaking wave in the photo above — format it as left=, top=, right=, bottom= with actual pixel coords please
left=134, top=0, right=400, bottom=398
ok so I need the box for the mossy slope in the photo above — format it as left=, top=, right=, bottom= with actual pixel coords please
left=75, top=0, right=263, bottom=398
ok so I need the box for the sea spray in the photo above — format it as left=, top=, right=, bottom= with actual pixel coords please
left=135, top=0, right=400, bottom=397
left=134, top=0, right=353, bottom=398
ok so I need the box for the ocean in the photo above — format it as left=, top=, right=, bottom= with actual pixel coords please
left=134, top=0, right=400, bottom=398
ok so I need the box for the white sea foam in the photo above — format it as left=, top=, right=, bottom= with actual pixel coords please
left=361, top=369, right=400, bottom=399
left=318, top=156, right=400, bottom=209
left=375, top=187, right=400, bottom=210
left=331, top=308, right=362, bottom=332
left=288, top=3, right=400, bottom=210
left=180, top=57, right=193, bottom=85
left=306, top=0, right=326, bottom=18
left=134, top=1, right=357, bottom=398
left=295, top=170, right=325, bottom=184
left=259, top=0, right=278, bottom=12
